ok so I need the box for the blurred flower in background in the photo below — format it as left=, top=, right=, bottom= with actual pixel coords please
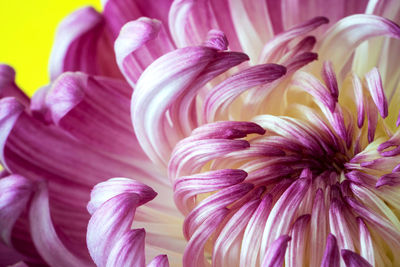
left=1, top=0, right=400, bottom=267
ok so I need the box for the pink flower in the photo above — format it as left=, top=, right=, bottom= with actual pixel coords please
left=1, top=0, right=400, bottom=266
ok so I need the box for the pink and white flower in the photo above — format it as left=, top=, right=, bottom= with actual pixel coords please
left=1, top=0, right=400, bottom=266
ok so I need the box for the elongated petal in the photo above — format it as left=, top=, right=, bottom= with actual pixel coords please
left=261, top=235, right=291, bottom=267
left=29, top=182, right=92, bottom=267
left=87, top=192, right=140, bottom=267
left=147, top=255, right=170, bottom=267
left=168, top=0, right=241, bottom=51
left=183, top=183, right=253, bottom=239
left=317, top=15, right=400, bottom=74
left=0, top=175, right=33, bottom=246
left=321, top=234, right=340, bottom=267
left=357, top=218, right=374, bottom=264
left=173, top=169, right=247, bottom=214
left=132, top=46, right=248, bottom=166
left=102, top=0, right=172, bottom=38
left=341, top=250, right=373, bottom=267
left=0, top=98, right=24, bottom=171
left=49, top=7, right=120, bottom=80
left=365, top=68, right=388, bottom=118
left=87, top=177, right=157, bottom=215
left=260, top=178, right=310, bottom=261
left=183, top=208, right=228, bottom=267
left=260, top=16, right=329, bottom=63
left=240, top=194, right=273, bottom=267
left=114, top=18, right=175, bottom=87
left=105, top=229, right=145, bottom=267
left=286, top=215, right=311, bottom=267
left=0, top=65, right=29, bottom=106
left=203, top=64, right=286, bottom=122
left=213, top=199, right=260, bottom=266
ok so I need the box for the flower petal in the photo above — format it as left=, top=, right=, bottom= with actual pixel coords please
left=105, top=229, right=145, bottom=267
left=114, top=18, right=175, bottom=87
left=102, top=0, right=173, bottom=38
left=261, top=235, right=291, bottom=267
left=49, top=7, right=120, bottom=80
left=321, top=234, right=340, bottom=267
left=132, top=46, right=248, bottom=166
left=29, top=182, right=92, bottom=267
left=341, top=249, right=373, bottom=267
left=317, top=14, right=400, bottom=75
left=203, top=63, right=286, bottom=122
left=0, top=65, right=29, bottom=107
left=0, top=175, right=33, bottom=246
left=147, top=255, right=169, bottom=267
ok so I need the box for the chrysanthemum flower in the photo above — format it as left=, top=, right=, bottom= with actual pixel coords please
left=1, top=0, right=400, bottom=266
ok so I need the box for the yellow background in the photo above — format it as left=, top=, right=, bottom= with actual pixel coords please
left=0, top=0, right=101, bottom=96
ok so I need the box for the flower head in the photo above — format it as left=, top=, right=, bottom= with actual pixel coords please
left=1, top=0, right=400, bottom=267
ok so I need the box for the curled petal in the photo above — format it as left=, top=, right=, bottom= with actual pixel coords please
left=0, top=175, right=33, bottom=246
left=365, top=68, right=388, bottom=118
left=321, top=234, right=340, bottom=267
left=114, top=18, right=175, bottom=87
left=87, top=192, right=140, bottom=267
left=260, top=178, right=310, bottom=261
left=87, top=177, right=157, bottom=215
left=105, top=229, right=145, bottom=267
left=317, top=14, right=400, bottom=73
left=173, top=169, right=247, bottom=214
left=0, top=65, right=29, bottom=106
left=183, top=208, right=228, bottom=267
left=260, top=16, right=329, bottom=63
left=49, top=7, right=119, bottom=79
left=102, top=0, right=172, bottom=38
left=341, top=250, right=373, bottom=267
left=29, top=182, right=91, bottom=267
left=204, top=64, right=286, bottom=122
left=0, top=98, right=25, bottom=171
left=132, top=46, right=248, bottom=166
left=147, top=255, right=170, bottom=267
left=376, top=172, right=400, bottom=188
left=261, top=235, right=291, bottom=267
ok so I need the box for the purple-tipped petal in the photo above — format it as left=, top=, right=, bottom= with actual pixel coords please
left=203, top=64, right=286, bottom=122
left=87, top=177, right=157, bottom=215
left=102, top=0, right=172, bottom=39
left=321, top=234, right=340, bottom=267
left=173, top=169, right=247, bottom=214
left=376, top=172, right=400, bottom=188
left=147, top=255, right=170, bottom=267
left=357, top=218, right=374, bottom=264
left=213, top=199, right=260, bottom=266
left=183, top=208, right=228, bottom=267
left=49, top=7, right=120, bottom=80
left=341, top=250, right=373, bottom=267
left=105, top=229, right=145, bottom=267
left=260, top=178, right=310, bottom=261
left=0, top=65, right=29, bottom=106
left=261, top=235, right=291, bottom=267
left=286, top=215, right=311, bottom=266
left=183, top=183, right=254, bottom=239
left=365, top=68, right=388, bottom=118
left=322, top=61, right=339, bottom=99
left=240, top=194, right=273, bottom=267
left=0, top=175, right=33, bottom=246
left=132, top=46, right=248, bottom=166
left=260, top=16, right=329, bottom=63
left=351, top=73, right=365, bottom=128
left=114, top=18, right=175, bottom=87
left=87, top=192, right=140, bottom=267
left=0, top=97, right=25, bottom=171
left=29, top=182, right=92, bottom=267
left=318, top=14, right=400, bottom=73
